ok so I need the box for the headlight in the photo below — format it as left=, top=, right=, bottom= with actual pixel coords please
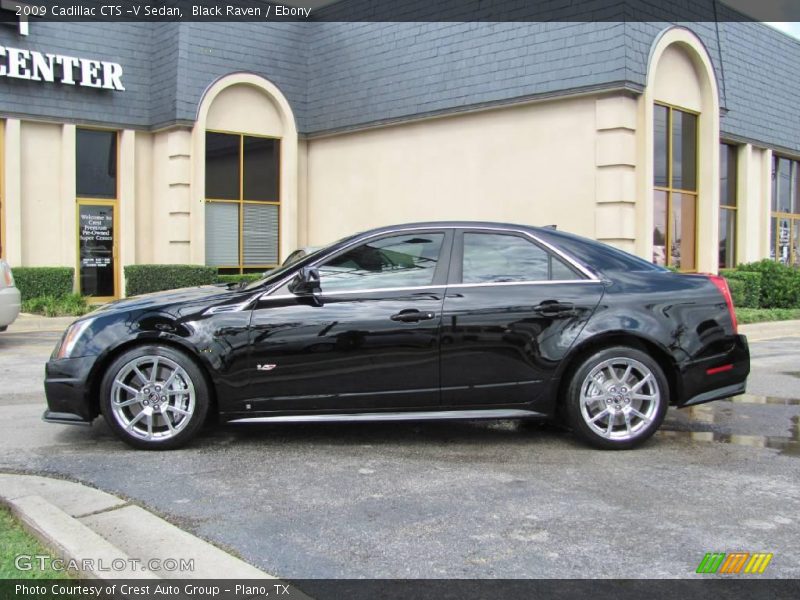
left=54, top=319, right=94, bottom=359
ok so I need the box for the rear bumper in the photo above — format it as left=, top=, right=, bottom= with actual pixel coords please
left=43, top=355, right=98, bottom=423
left=0, top=286, right=21, bottom=328
left=677, top=334, right=750, bottom=407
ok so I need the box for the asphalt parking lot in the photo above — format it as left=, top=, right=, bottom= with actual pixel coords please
left=0, top=325, right=798, bottom=578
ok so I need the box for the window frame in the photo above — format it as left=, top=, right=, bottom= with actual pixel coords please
left=313, top=229, right=452, bottom=294
left=449, top=229, right=585, bottom=286
left=719, top=142, right=738, bottom=269
left=75, top=127, right=120, bottom=301
left=205, top=129, right=281, bottom=275
left=653, top=102, right=700, bottom=272
left=770, top=154, right=800, bottom=266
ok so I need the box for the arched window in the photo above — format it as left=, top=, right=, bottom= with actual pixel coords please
left=193, top=73, right=298, bottom=272
left=652, top=104, right=698, bottom=270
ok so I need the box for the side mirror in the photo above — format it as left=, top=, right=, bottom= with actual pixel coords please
left=288, top=267, right=321, bottom=297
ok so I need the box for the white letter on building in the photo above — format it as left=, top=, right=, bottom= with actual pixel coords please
left=101, top=61, right=125, bottom=91
left=56, top=55, right=79, bottom=85
left=79, top=58, right=102, bottom=88
left=30, top=51, right=56, bottom=82
left=7, top=48, right=31, bottom=79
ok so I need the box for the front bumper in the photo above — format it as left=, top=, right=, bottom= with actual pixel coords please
left=677, top=334, right=750, bottom=407
left=0, top=286, right=21, bottom=328
left=43, top=355, right=98, bottom=424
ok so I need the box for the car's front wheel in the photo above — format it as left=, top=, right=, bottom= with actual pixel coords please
left=100, top=345, right=209, bottom=450
left=564, top=346, right=668, bottom=449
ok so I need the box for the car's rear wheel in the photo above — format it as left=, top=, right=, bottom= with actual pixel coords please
left=100, top=345, right=209, bottom=450
left=565, top=346, right=668, bottom=449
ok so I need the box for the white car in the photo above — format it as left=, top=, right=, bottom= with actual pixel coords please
left=0, top=260, right=21, bottom=332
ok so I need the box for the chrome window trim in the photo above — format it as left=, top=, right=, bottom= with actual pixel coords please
left=446, top=280, right=603, bottom=289
left=260, top=285, right=445, bottom=300
left=258, top=279, right=602, bottom=301
left=260, top=224, right=601, bottom=300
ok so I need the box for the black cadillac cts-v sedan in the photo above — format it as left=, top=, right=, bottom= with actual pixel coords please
left=44, top=222, right=749, bottom=450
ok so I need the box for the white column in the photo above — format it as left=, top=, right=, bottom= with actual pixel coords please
left=735, top=143, right=760, bottom=264
left=167, top=129, right=192, bottom=264
left=594, top=95, right=638, bottom=254
left=60, top=124, right=77, bottom=288
left=119, top=129, right=136, bottom=296
left=3, top=119, right=22, bottom=266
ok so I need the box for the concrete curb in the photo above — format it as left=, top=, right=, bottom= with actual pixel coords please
left=8, top=495, right=155, bottom=580
left=739, top=319, right=800, bottom=342
left=0, top=473, right=272, bottom=580
left=8, top=314, right=76, bottom=334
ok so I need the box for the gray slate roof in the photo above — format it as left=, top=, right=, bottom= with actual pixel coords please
left=0, top=16, right=798, bottom=154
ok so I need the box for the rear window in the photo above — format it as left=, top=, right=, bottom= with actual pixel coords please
left=535, top=229, right=666, bottom=274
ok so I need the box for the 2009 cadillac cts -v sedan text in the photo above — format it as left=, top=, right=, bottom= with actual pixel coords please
left=44, top=222, right=750, bottom=450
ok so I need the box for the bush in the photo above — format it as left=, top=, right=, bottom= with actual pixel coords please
left=725, top=277, right=746, bottom=308
left=12, top=267, right=74, bottom=302
left=734, top=260, right=800, bottom=309
left=216, top=274, right=263, bottom=286
left=125, top=265, right=217, bottom=296
left=22, top=293, right=90, bottom=317
left=720, top=269, right=761, bottom=309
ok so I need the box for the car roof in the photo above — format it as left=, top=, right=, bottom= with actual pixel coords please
left=359, top=221, right=542, bottom=234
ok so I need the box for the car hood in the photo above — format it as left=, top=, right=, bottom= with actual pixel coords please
left=89, top=285, right=233, bottom=316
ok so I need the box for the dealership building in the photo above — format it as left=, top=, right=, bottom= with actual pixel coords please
left=1, top=7, right=799, bottom=299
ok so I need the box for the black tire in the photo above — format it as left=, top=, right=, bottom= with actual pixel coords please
left=564, top=346, right=668, bottom=450
left=99, top=345, right=209, bottom=450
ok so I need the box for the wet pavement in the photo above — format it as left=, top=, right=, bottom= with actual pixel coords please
left=0, top=327, right=799, bottom=578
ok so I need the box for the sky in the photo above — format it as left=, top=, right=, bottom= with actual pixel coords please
left=767, top=22, right=800, bottom=39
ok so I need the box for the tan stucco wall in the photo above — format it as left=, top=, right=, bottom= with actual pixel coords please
left=652, top=45, right=703, bottom=112
left=207, top=84, right=285, bottom=137
left=304, top=95, right=599, bottom=247
left=20, top=121, right=66, bottom=267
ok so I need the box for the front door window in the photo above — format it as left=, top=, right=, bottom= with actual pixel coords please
left=317, top=232, right=445, bottom=293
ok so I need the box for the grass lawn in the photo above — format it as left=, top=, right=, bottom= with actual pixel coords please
left=0, top=505, right=69, bottom=579
left=736, top=308, right=800, bottom=324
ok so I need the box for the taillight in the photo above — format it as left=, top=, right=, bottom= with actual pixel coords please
left=1, top=262, right=13, bottom=287
left=708, top=274, right=737, bottom=334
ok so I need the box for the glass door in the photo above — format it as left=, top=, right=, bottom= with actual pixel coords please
left=77, top=200, right=117, bottom=300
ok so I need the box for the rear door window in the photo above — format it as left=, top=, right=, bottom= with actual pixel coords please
left=461, top=232, right=581, bottom=284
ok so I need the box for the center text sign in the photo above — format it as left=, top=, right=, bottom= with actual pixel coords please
left=0, top=45, right=124, bottom=91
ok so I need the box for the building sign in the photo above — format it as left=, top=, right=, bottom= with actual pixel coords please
left=0, top=45, right=124, bottom=90
left=79, top=205, right=115, bottom=298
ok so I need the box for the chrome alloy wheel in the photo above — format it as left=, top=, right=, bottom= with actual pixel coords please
left=109, top=355, right=196, bottom=442
left=578, top=357, right=660, bottom=441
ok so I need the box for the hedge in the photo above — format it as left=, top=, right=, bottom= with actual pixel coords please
left=720, top=269, right=761, bottom=309
left=12, top=267, right=74, bottom=302
left=125, top=265, right=217, bottom=297
left=734, top=260, right=800, bottom=309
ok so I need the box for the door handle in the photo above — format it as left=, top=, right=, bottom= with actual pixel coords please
left=390, top=309, right=436, bottom=323
left=535, top=300, right=576, bottom=317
